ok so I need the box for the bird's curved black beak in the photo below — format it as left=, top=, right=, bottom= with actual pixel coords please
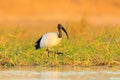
left=61, top=26, right=69, bottom=39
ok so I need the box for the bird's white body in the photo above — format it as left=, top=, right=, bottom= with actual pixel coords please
left=40, top=32, right=62, bottom=48
left=35, top=24, right=69, bottom=53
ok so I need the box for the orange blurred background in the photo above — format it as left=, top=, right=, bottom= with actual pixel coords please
left=0, top=0, right=120, bottom=26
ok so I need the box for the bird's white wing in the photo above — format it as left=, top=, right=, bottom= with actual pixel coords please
left=40, top=32, right=61, bottom=48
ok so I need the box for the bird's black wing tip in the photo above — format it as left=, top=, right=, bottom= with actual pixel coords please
left=35, top=36, right=42, bottom=50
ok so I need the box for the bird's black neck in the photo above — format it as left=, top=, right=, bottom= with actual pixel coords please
left=58, top=29, right=62, bottom=38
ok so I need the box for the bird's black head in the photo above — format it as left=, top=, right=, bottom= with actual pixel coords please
left=35, top=37, right=42, bottom=50
left=57, top=24, right=69, bottom=39
left=58, top=24, right=62, bottom=30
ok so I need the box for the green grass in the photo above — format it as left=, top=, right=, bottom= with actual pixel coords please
left=0, top=24, right=120, bottom=67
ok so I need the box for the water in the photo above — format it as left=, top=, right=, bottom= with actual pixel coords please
left=0, top=66, right=120, bottom=80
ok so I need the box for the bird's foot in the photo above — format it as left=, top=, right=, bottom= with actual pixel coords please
left=46, top=49, right=63, bottom=57
left=55, top=52, right=63, bottom=55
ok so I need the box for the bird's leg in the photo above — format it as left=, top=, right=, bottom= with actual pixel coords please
left=46, top=48, right=50, bottom=57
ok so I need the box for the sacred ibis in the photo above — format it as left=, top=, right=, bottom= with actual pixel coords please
left=35, top=24, right=69, bottom=57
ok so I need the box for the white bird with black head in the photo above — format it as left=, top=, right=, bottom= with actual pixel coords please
left=35, top=24, right=69, bottom=57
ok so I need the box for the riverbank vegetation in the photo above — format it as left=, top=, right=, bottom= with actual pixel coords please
left=0, top=21, right=120, bottom=67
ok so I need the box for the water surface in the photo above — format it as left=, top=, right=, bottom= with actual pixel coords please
left=0, top=66, right=120, bottom=80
